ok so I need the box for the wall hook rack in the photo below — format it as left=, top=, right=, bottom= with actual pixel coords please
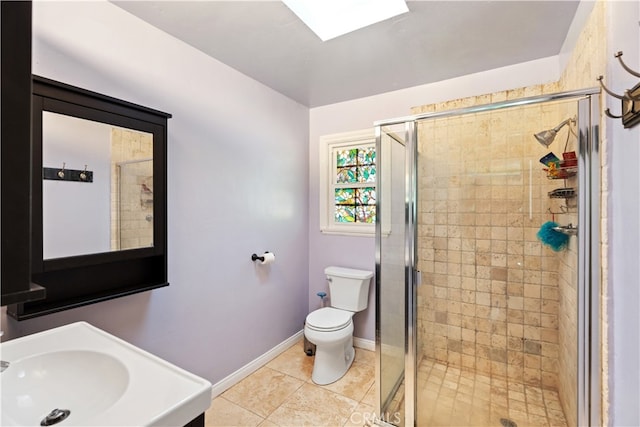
left=597, top=51, right=640, bottom=128
left=43, top=163, right=93, bottom=183
left=79, top=165, right=89, bottom=181
left=615, top=51, right=640, bottom=78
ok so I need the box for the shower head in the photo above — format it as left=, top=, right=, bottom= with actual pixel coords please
left=534, top=117, right=575, bottom=147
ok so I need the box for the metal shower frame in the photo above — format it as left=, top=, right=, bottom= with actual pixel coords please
left=374, top=88, right=601, bottom=427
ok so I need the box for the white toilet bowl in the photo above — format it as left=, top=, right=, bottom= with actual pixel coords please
left=304, top=307, right=355, bottom=385
left=305, top=266, right=373, bottom=385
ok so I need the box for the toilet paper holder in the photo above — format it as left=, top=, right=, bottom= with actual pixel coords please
left=251, top=253, right=266, bottom=262
left=251, top=251, right=275, bottom=264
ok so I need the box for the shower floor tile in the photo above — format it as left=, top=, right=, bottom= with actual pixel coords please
left=416, top=358, right=568, bottom=427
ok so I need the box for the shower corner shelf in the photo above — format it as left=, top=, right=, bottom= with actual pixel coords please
left=548, top=188, right=576, bottom=199
left=543, top=165, right=577, bottom=180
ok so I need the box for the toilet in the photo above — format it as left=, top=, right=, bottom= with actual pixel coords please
left=304, top=266, right=373, bottom=385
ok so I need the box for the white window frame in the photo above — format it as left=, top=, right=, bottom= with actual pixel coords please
left=319, top=128, right=384, bottom=237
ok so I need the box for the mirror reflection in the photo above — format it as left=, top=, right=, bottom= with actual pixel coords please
left=42, top=112, right=154, bottom=259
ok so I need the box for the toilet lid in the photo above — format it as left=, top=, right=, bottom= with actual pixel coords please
left=306, top=307, right=352, bottom=332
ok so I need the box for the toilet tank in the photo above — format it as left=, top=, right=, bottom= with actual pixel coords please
left=325, top=266, right=374, bottom=312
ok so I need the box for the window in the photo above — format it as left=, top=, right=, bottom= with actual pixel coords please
left=320, top=129, right=377, bottom=236
left=334, top=145, right=376, bottom=223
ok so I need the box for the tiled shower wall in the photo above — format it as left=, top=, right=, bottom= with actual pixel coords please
left=409, top=2, right=607, bottom=424
left=110, top=128, right=154, bottom=250
left=370, top=2, right=607, bottom=426
left=413, top=92, right=576, bottom=392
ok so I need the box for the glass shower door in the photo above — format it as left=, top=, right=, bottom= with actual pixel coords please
left=374, top=89, right=600, bottom=427
left=414, top=100, right=581, bottom=427
left=376, top=123, right=413, bottom=426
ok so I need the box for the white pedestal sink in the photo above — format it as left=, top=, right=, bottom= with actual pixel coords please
left=0, top=322, right=212, bottom=426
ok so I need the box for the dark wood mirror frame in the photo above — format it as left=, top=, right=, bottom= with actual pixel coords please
left=1, top=0, right=46, bottom=306
left=7, top=76, right=171, bottom=320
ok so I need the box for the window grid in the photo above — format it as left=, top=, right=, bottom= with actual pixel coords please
left=332, top=144, right=376, bottom=224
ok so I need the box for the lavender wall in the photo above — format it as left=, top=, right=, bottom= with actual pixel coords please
left=0, top=1, right=309, bottom=384
left=606, top=1, right=640, bottom=425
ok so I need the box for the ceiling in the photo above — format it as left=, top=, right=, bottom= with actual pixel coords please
left=113, top=1, right=580, bottom=108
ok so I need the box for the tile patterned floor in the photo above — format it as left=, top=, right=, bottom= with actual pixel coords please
left=204, top=341, right=569, bottom=427
left=205, top=340, right=377, bottom=427
left=415, top=358, right=568, bottom=427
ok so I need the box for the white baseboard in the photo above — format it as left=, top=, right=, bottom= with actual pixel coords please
left=211, top=330, right=304, bottom=398
left=211, top=332, right=375, bottom=397
left=353, top=336, right=375, bottom=352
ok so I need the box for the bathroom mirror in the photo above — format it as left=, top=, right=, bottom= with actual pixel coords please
left=42, top=112, right=155, bottom=259
left=7, top=76, right=171, bottom=320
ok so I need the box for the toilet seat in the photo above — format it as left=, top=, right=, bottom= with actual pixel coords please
left=306, top=307, right=352, bottom=332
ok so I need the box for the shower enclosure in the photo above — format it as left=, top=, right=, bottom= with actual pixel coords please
left=375, top=89, right=601, bottom=426
left=112, top=158, right=154, bottom=251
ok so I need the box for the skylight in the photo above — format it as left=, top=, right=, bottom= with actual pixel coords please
left=282, top=0, right=409, bottom=42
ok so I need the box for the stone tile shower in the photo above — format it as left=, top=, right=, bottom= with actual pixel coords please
left=416, top=100, right=579, bottom=427
left=375, top=89, right=601, bottom=427
left=110, top=128, right=154, bottom=251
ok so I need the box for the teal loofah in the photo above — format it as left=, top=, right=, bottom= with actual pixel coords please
left=537, top=221, right=569, bottom=251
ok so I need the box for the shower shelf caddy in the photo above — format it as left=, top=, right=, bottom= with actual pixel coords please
left=543, top=165, right=577, bottom=180
left=542, top=150, right=578, bottom=180
left=548, top=188, right=576, bottom=199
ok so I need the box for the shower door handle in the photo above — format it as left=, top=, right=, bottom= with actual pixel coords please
left=414, top=269, right=422, bottom=286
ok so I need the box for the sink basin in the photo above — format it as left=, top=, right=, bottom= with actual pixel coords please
left=2, top=350, right=129, bottom=426
left=0, top=322, right=212, bottom=426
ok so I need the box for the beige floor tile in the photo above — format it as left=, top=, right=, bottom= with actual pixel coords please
left=527, top=413, right=551, bottom=427
left=528, top=403, right=548, bottom=416
left=354, top=348, right=376, bottom=366
left=361, top=383, right=376, bottom=407
left=489, top=413, right=510, bottom=427
left=429, top=409, right=454, bottom=426
left=467, top=407, right=492, bottom=427
left=205, top=397, right=264, bottom=427
left=316, top=361, right=375, bottom=402
left=222, top=366, right=304, bottom=418
left=449, top=413, right=472, bottom=426
left=266, top=341, right=314, bottom=381
left=267, top=383, right=359, bottom=427
left=213, top=351, right=571, bottom=427
left=547, top=408, right=568, bottom=425
left=343, top=402, right=376, bottom=427
left=507, top=410, right=529, bottom=426
left=414, top=358, right=567, bottom=427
